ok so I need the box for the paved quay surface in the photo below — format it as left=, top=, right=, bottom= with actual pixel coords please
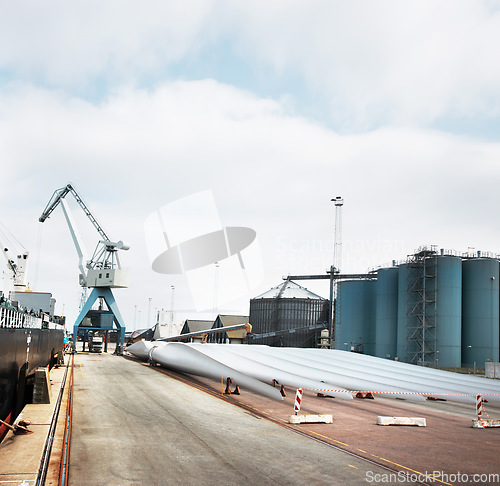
left=178, top=371, right=500, bottom=486
left=69, top=351, right=412, bottom=486
left=0, top=362, right=68, bottom=486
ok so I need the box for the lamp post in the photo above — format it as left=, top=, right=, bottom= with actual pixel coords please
left=170, top=286, right=175, bottom=324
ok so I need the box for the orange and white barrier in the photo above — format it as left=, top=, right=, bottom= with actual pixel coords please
left=294, top=388, right=303, bottom=414
left=476, top=394, right=484, bottom=417
left=309, top=388, right=500, bottom=398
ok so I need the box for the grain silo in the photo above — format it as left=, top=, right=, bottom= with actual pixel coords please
left=335, top=279, right=376, bottom=355
left=375, top=266, right=399, bottom=359
left=249, top=280, right=329, bottom=348
left=462, top=258, right=500, bottom=366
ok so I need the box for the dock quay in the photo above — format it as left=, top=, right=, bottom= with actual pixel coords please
left=1, top=346, right=499, bottom=485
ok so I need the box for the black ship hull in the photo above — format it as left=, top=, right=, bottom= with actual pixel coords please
left=0, top=325, right=64, bottom=441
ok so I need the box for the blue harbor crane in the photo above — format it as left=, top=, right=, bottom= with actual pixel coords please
left=39, top=183, right=129, bottom=354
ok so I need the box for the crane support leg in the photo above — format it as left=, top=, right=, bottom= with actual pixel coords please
left=72, top=287, right=126, bottom=355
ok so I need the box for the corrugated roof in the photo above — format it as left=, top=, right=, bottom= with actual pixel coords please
left=215, top=315, right=249, bottom=328
left=253, top=280, right=326, bottom=300
left=182, top=320, right=214, bottom=333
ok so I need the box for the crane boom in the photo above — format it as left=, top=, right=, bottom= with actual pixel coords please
left=60, top=199, right=89, bottom=287
left=39, top=183, right=110, bottom=241
left=39, top=183, right=129, bottom=288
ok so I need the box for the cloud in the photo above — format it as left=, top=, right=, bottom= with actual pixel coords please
left=0, top=1, right=213, bottom=88
left=2, top=1, right=499, bottom=129
left=221, top=1, right=500, bottom=127
left=1, top=80, right=500, bottom=328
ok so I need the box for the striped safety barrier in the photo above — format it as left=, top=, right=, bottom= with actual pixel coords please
left=308, top=388, right=500, bottom=397
left=294, top=388, right=303, bottom=414
left=476, top=394, right=484, bottom=417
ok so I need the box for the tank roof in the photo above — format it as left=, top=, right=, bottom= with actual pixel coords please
left=253, top=280, right=326, bottom=300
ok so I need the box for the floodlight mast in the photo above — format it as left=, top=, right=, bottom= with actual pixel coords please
left=330, top=196, right=343, bottom=347
left=332, top=196, right=344, bottom=274
left=39, top=183, right=130, bottom=354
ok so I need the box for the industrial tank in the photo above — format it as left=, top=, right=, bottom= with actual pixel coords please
left=435, top=255, right=462, bottom=368
left=462, top=258, right=500, bottom=367
left=375, top=266, right=399, bottom=359
left=335, top=280, right=376, bottom=355
left=249, top=280, right=329, bottom=348
left=396, top=263, right=408, bottom=360
left=397, top=255, right=462, bottom=366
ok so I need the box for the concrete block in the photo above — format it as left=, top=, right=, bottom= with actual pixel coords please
left=377, top=416, right=426, bottom=426
left=472, top=418, right=500, bottom=428
left=485, top=362, right=500, bottom=379
left=288, top=414, right=333, bottom=424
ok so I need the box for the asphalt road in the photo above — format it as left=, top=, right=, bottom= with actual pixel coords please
left=68, top=351, right=414, bottom=485
left=141, top=365, right=500, bottom=486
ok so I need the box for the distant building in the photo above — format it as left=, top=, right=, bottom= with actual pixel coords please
left=211, top=315, right=250, bottom=344
left=10, top=290, right=56, bottom=316
left=153, top=310, right=183, bottom=339
left=180, top=319, right=214, bottom=343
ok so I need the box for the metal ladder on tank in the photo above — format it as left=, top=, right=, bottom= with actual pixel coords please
left=405, top=248, right=437, bottom=366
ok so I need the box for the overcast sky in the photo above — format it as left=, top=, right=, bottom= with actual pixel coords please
left=1, top=1, right=500, bottom=331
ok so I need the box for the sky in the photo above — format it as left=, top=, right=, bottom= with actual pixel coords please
left=1, top=1, right=500, bottom=331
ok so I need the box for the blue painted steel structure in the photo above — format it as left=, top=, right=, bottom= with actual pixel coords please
left=330, top=249, right=500, bottom=368
left=375, top=267, right=399, bottom=359
left=335, top=280, right=376, bottom=355
left=39, top=184, right=129, bottom=355
left=396, top=263, right=408, bottom=360
left=462, top=258, right=500, bottom=366
left=435, top=256, right=462, bottom=368
left=72, top=287, right=126, bottom=352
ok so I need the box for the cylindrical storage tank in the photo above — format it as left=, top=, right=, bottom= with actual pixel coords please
left=375, top=267, right=399, bottom=359
left=249, top=281, right=329, bottom=347
left=435, top=255, right=462, bottom=368
left=396, top=263, right=408, bottom=361
left=249, top=298, right=273, bottom=335
left=335, top=280, right=376, bottom=355
left=462, top=258, right=500, bottom=366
